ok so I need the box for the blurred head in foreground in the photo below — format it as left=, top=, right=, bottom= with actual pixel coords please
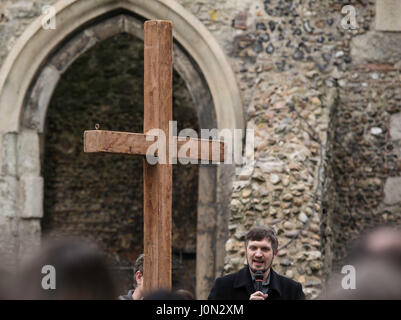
left=175, top=289, right=195, bottom=300
left=322, top=226, right=401, bottom=300
left=17, top=237, right=117, bottom=299
left=143, top=289, right=186, bottom=300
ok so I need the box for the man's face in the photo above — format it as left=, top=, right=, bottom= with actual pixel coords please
left=246, top=238, right=277, bottom=272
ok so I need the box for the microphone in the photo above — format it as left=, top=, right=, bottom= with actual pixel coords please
left=254, top=270, right=264, bottom=292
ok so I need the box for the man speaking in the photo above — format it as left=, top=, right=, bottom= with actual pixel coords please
left=208, top=225, right=305, bottom=300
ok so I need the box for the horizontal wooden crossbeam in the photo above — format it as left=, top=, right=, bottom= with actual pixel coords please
left=84, top=130, right=226, bottom=162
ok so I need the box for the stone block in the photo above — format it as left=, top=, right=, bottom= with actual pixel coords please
left=390, top=113, right=401, bottom=141
left=0, top=176, right=18, bottom=218
left=17, top=219, right=41, bottom=266
left=17, top=130, right=40, bottom=176
left=50, top=29, right=98, bottom=73
left=197, top=204, right=216, bottom=232
left=23, top=66, right=60, bottom=132
left=376, top=0, right=401, bottom=31
left=0, top=133, right=17, bottom=176
left=351, top=31, right=401, bottom=64
left=236, top=163, right=254, bottom=180
left=217, top=165, right=235, bottom=202
left=19, top=176, right=44, bottom=218
left=123, top=15, right=144, bottom=38
left=92, top=15, right=126, bottom=41
left=257, top=160, right=285, bottom=173
left=198, top=166, right=216, bottom=204
left=384, top=177, right=401, bottom=205
left=0, top=217, right=18, bottom=271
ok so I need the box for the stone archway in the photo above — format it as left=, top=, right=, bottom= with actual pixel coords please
left=0, top=0, right=243, bottom=299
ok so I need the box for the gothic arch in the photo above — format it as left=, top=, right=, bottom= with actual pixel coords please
left=0, top=0, right=242, bottom=299
left=0, top=0, right=244, bottom=132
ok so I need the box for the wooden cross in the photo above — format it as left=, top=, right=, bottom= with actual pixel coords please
left=83, top=20, right=226, bottom=292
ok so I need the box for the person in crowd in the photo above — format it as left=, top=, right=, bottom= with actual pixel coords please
left=322, top=225, right=401, bottom=300
left=176, top=289, right=195, bottom=300
left=119, top=253, right=144, bottom=300
left=143, top=289, right=185, bottom=300
left=17, top=237, right=117, bottom=299
left=208, top=225, right=305, bottom=300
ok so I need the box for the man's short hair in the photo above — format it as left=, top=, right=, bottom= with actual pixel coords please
left=133, top=254, right=144, bottom=288
left=244, top=226, right=278, bottom=252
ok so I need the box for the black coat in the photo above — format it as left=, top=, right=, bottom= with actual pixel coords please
left=208, top=267, right=305, bottom=300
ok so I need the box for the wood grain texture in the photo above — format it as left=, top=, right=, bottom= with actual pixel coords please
left=84, top=130, right=154, bottom=155
left=84, top=130, right=226, bottom=162
left=143, top=20, right=173, bottom=292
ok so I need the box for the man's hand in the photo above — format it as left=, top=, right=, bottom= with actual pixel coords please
left=249, top=291, right=268, bottom=300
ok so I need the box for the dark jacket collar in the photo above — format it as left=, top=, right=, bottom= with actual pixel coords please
left=269, top=268, right=282, bottom=297
left=233, top=266, right=254, bottom=296
left=233, top=266, right=282, bottom=297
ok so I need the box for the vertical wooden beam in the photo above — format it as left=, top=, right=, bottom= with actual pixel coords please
left=143, top=20, right=173, bottom=292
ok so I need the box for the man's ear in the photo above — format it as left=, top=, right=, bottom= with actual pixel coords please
left=273, top=249, right=279, bottom=257
left=136, top=271, right=143, bottom=285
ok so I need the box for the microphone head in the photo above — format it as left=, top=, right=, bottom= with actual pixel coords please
left=254, top=270, right=264, bottom=293
left=254, top=270, right=264, bottom=281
